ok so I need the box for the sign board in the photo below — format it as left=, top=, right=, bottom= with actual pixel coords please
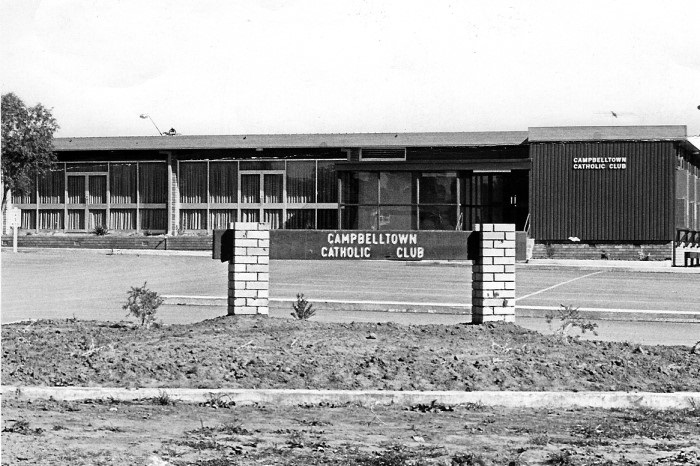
left=214, top=229, right=477, bottom=261
left=7, top=208, right=21, bottom=227
left=573, top=156, right=627, bottom=170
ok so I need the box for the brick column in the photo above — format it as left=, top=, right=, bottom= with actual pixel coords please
left=471, top=223, right=516, bottom=323
left=228, top=222, right=270, bottom=315
left=166, top=152, right=180, bottom=236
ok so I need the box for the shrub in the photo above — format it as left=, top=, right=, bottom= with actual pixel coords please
left=93, top=225, right=108, bottom=236
left=545, top=304, right=598, bottom=338
left=290, top=293, right=315, bottom=320
left=153, top=390, right=175, bottom=406
left=123, top=282, right=164, bottom=328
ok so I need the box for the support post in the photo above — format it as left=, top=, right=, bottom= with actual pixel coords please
left=227, top=222, right=270, bottom=315
left=471, top=223, right=516, bottom=323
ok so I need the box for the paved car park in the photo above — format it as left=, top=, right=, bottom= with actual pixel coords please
left=2, top=248, right=699, bottom=346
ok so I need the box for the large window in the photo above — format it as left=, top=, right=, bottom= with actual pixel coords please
left=12, top=158, right=340, bottom=232
left=676, top=161, right=700, bottom=230
left=340, top=170, right=516, bottom=230
left=341, top=172, right=417, bottom=230
left=178, top=159, right=341, bottom=231
left=12, top=161, right=168, bottom=232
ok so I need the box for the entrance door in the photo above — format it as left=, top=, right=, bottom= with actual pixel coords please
left=462, top=172, right=528, bottom=230
left=462, top=173, right=507, bottom=229
left=239, top=171, right=285, bottom=228
left=66, top=174, right=107, bottom=231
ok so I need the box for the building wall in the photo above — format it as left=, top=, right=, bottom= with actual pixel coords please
left=675, top=152, right=700, bottom=231
left=530, top=141, right=676, bottom=242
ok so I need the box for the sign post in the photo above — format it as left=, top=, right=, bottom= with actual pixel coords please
left=8, top=208, right=21, bottom=253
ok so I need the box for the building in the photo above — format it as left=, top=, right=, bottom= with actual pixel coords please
left=5, top=125, right=700, bottom=260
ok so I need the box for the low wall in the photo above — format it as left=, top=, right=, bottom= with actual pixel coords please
left=0, top=235, right=212, bottom=251
left=532, top=242, right=673, bottom=261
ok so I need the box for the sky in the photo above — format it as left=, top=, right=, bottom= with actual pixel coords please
left=1, top=0, right=699, bottom=138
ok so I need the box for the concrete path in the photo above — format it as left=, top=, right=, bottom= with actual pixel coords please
left=3, top=386, right=699, bottom=410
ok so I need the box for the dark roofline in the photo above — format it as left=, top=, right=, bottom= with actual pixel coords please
left=53, top=131, right=529, bottom=152
left=53, top=126, right=691, bottom=152
left=528, top=125, right=687, bottom=142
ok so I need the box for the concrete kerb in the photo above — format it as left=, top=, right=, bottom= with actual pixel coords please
left=3, top=386, right=699, bottom=410
left=160, top=296, right=700, bottom=323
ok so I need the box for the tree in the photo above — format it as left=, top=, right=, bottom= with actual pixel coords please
left=1, top=93, right=59, bottom=210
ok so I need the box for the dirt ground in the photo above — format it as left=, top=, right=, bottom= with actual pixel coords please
left=2, top=397, right=699, bottom=465
left=2, top=316, right=700, bottom=465
left=2, top=317, right=699, bottom=391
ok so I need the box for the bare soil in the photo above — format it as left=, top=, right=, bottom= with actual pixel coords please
left=2, top=317, right=700, bottom=465
left=2, top=317, right=699, bottom=391
left=2, top=398, right=699, bottom=465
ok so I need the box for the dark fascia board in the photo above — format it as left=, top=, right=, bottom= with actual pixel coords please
left=52, top=131, right=529, bottom=152
left=528, top=125, right=687, bottom=142
left=335, top=159, right=531, bottom=172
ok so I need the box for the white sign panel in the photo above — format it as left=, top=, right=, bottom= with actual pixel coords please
left=8, top=208, right=22, bottom=227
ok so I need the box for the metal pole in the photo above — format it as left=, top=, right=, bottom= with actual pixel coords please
left=146, top=116, right=162, bottom=136
left=140, top=114, right=162, bottom=135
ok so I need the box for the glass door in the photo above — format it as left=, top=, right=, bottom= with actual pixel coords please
left=461, top=173, right=509, bottom=230
left=66, top=174, right=107, bottom=231
left=87, top=175, right=107, bottom=230
left=239, top=171, right=285, bottom=228
left=67, top=175, right=86, bottom=230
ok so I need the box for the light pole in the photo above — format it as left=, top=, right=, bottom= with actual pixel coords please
left=139, top=114, right=162, bottom=135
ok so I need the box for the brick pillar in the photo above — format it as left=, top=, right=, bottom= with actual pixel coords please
left=472, top=223, right=516, bottom=323
left=228, top=222, right=270, bottom=315
left=166, top=152, right=180, bottom=236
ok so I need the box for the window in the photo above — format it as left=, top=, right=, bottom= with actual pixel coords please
left=13, top=161, right=167, bottom=232
left=179, top=162, right=207, bottom=204
left=287, top=161, right=315, bottom=203
left=180, top=159, right=340, bottom=231
left=339, top=170, right=515, bottom=231
left=360, top=148, right=406, bottom=161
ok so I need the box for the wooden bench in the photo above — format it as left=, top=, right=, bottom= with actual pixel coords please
left=685, top=251, right=700, bottom=267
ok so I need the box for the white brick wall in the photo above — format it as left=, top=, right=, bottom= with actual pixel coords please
left=227, top=222, right=270, bottom=315
left=472, top=223, right=516, bottom=323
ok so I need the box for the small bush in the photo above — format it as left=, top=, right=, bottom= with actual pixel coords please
left=123, top=282, right=164, bottom=328
left=2, top=419, right=43, bottom=435
left=530, top=433, right=550, bottom=445
left=547, top=449, right=576, bottom=465
left=93, top=225, right=108, bottom=236
left=153, top=390, right=175, bottom=406
left=291, top=293, right=315, bottom=320
left=545, top=304, right=598, bottom=338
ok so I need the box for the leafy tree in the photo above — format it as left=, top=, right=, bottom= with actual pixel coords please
left=1, top=92, right=59, bottom=210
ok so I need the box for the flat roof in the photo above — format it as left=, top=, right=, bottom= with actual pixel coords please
left=528, top=125, right=687, bottom=142
left=53, top=131, right=529, bottom=151
left=53, top=126, right=691, bottom=151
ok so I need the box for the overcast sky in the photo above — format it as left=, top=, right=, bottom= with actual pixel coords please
left=1, top=0, right=699, bottom=138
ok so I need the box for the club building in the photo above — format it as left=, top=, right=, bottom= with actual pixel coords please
left=4, top=125, right=700, bottom=261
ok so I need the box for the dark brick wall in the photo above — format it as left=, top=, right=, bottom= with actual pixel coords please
left=1, top=235, right=212, bottom=251
left=532, top=242, right=673, bottom=261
